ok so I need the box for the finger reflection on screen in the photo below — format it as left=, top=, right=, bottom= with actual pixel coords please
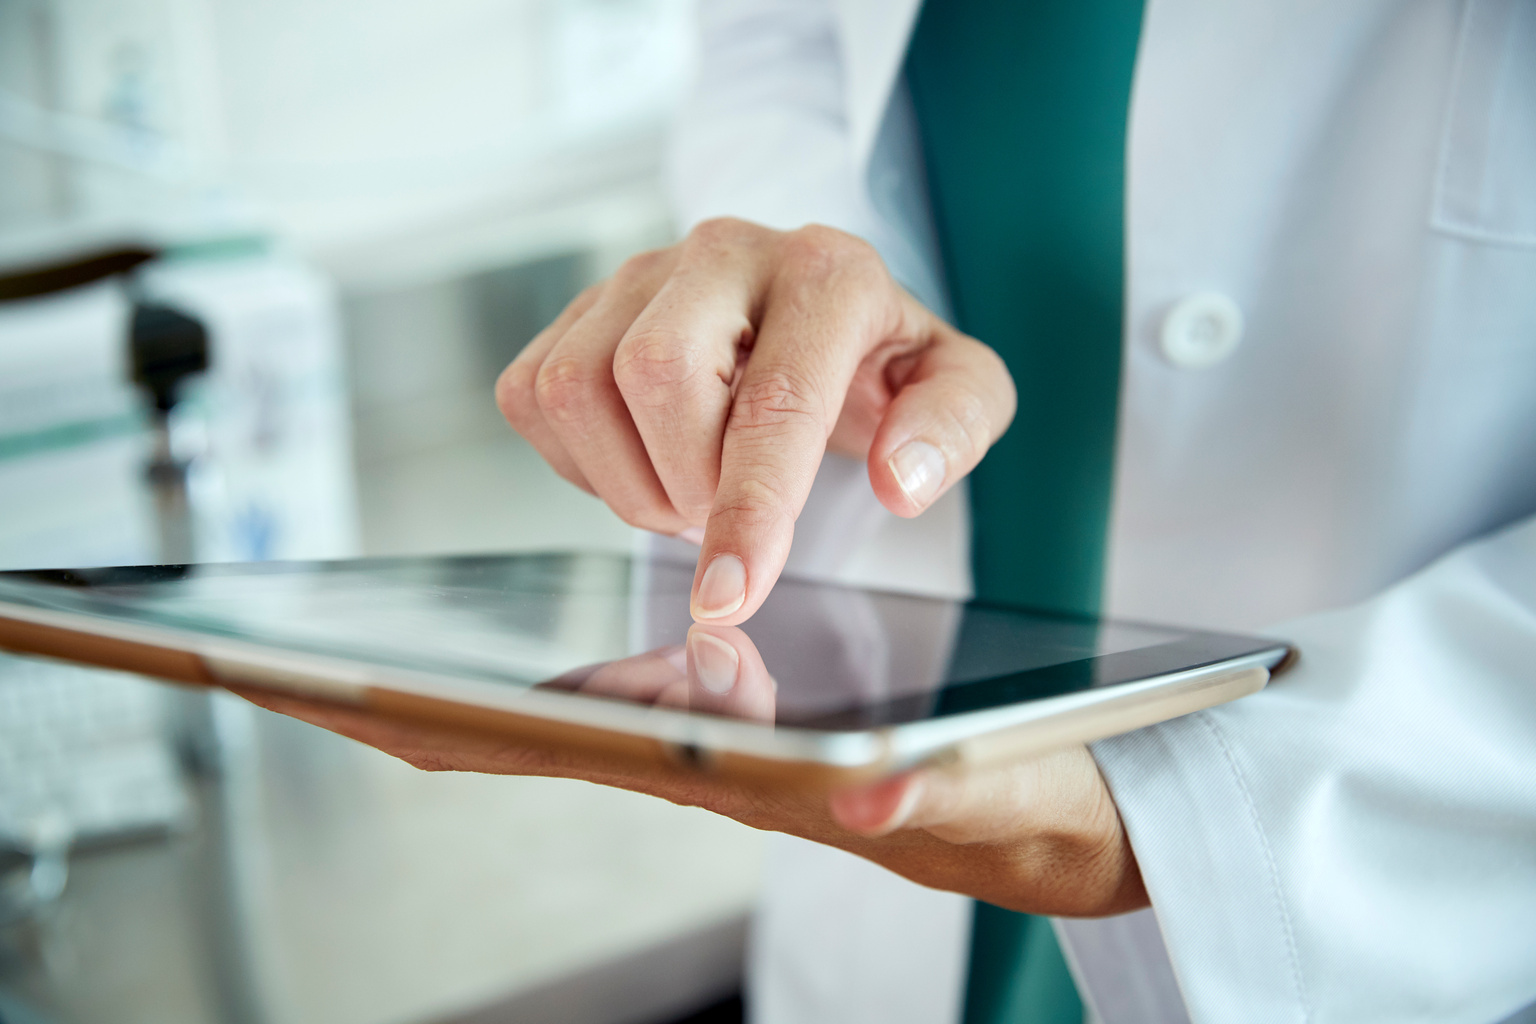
left=535, top=627, right=776, bottom=725
left=545, top=645, right=686, bottom=703
left=682, top=625, right=775, bottom=723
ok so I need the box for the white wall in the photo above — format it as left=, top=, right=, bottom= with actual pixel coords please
left=1, top=0, right=694, bottom=265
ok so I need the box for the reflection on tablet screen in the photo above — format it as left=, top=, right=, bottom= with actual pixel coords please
left=0, top=553, right=1277, bottom=730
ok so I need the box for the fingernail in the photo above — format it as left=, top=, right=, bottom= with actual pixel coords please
left=888, top=440, right=946, bottom=509
left=693, top=554, right=746, bottom=619
left=689, top=632, right=739, bottom=694
left=676, top=526, right=705, bottom=546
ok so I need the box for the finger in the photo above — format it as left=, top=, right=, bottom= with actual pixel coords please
left=867, top=319, right=1016, bottom=517
left=535, top=251, right=691, bottom=534
left=827, top=771, right=926, bottom=837
left=685, top=624, right=776, bottom=723
left=235, top=685, right=699, bottom=784
left=692, top=229, right=893, bottom=623
left=828, top=747, right=1099, bottom=842
left=830, top=765, right=1034, bottom=841
left=230, top=688, right=536, bottom=774
left=614, top=225, right=774, bottom=524
left=541, top=646, right=684, bottom=694
left=541, top=660, right=607, bottom=691
left=569, top=646, right=688, bottom=704
left=496, top=284, right=605, bottom=492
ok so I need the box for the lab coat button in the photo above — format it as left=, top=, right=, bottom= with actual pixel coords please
left=1160, top=292, right=1244, bottom=369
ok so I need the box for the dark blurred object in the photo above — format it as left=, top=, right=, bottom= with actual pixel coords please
left=0, top=240, right=211, bottom=419
left=129, top=304, right=209, bottom=414
left=664, top=994, right=743, bottom=1024
left=439, top=914, right=746, bottom=1024
left=111, top=279, right=211, bottom=565
left=0, top=246, right=160, bottom=304
left=131, top=300, right=208, bottom=564
left=0, top=245, right=210, bottom=415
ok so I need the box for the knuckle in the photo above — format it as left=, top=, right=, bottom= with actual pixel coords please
left=778, top=230, right=839, bottom=276
left=613, top=328, right=703, bottom=396
left=674, top=500, right=714, bottom=528
left=731, top=369, right=828, bottom=434
left=688, top=216, right=762, bottom=248
left=781, top=224, right=878, bottom=275
left=613, top=247, right=671, bottom=285
left=709, top=474, right=796, bottom=531
left=671, top=469, right=723, bottom=518
left=963, top=337, right=1018, bottom=424
left=952, top=386, right=995, bottom=449
left=495, top=358, right=539, bottom=425
left=934, top=383, right=995, bottom=456
left=774, top=229, right=888, bottom=316
left=533, top=355, right=600, bottom=422
left=399, top=750, right=455, bottom=773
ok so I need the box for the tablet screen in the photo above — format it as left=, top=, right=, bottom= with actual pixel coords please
left=0, top=553, right=1284, bottom=730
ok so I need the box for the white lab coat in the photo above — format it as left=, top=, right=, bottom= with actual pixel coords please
left=664, top=1, right=1536, bottom=1021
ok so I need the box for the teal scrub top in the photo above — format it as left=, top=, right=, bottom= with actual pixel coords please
left=906, top=0, right=1146, bottom=1020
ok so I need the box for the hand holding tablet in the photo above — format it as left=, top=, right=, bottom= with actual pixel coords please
left=0, top=551, right=1288, bottom=916
left=234, top=668, right=1146, bottom=918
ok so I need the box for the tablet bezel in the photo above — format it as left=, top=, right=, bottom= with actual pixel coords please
left=0, top=554, right=1291, bottom=779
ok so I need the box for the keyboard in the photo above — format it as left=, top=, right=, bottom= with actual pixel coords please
left=0, top=653, right=190, bottom=851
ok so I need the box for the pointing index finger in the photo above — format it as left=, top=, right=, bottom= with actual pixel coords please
left=690, top=228, right=898, bottom=623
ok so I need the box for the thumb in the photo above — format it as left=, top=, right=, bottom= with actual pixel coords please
left=868, top=329, right=1016, bottom=517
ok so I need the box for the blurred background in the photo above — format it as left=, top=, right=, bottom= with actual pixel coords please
left=0, top=1, right=770, bottom=1022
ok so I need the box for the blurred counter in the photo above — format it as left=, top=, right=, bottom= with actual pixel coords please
left=0, top=683, right=761, bottom=1024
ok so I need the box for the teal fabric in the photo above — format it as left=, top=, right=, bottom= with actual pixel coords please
left=965, top=906, right=1086, bottom=1024
left=905, top=0, right=1145, bottom=1021
left=906, top=0, right=1143, bottom=619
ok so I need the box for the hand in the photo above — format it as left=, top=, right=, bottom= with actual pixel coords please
left=233, top=626, right=1146, bottom=918
left=496, top=219, right=1016, bottom=625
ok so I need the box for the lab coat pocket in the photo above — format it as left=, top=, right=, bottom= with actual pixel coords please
left=1431, top=0, right=1536, bottom=247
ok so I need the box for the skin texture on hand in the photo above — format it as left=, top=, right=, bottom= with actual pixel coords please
left=233, top=623, right=1149, bottom=918
left=494, top=218, right=1017, bottom=627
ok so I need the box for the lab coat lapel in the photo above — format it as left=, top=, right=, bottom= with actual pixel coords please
left=833, top=0, right=925, bottom=165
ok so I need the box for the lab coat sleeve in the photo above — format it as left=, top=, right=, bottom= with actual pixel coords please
left=1089, top=512, right=1536, bottom=1024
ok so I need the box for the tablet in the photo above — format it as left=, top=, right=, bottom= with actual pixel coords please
left=0, top=552, right=1290, bottom=785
